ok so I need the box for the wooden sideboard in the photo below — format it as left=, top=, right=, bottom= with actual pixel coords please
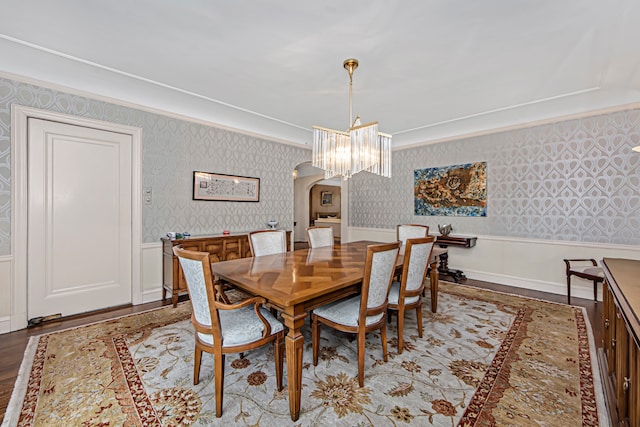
left=600, top=258, right=640, bottom=426
left=162, top=231, right=291, bottom=306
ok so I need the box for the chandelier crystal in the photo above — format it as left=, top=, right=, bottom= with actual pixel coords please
left=312, top=59, right=392, bottom=180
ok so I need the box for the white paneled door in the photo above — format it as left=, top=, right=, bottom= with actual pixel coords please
left=27, top=118, right=132, bottom=321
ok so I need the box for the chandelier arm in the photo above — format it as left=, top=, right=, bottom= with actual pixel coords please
left=349, top=120, right=379, bottom=131
left=312, top=125, right=349, bottom=135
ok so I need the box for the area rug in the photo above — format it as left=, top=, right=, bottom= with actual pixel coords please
left=3, top=282, right=608, bottom=426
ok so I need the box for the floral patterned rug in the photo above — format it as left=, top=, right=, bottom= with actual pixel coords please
left=3, top=282, right=608, bottom=426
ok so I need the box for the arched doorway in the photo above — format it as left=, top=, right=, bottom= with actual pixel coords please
left=292, top=162, right=343, bottom=244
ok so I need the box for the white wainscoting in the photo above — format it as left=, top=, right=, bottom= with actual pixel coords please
left=2, top=244, right=164, bottom=334
left=347, top=227, right=640, bottom=301
left=141, top=242, right=164, bottom=303
left=0, top=256, right=13, bottom=333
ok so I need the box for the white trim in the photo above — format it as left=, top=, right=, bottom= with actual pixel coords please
left=0, top=70, right=309, bottom=149
left=10, top=105, right=143, bottom=332
left=142, top=289, right=164, bottom=304
left=0, top=255, right=12, bottom=333
left=2, top=70, right=638, bottom=152
left=141, top=242, right=163, bottom=304
left=346, top=226, right=639, bottom=301
left=464, top=269, right=568, bottom=297
left=457, top=233, right=640, bottom=251
left=347, top=226, right=640, bottom=251
left=141, top=242, right=161, bottom=250
left=0, top=315, right=10, bottom=334
left=394, top=103, right=640, bottom=151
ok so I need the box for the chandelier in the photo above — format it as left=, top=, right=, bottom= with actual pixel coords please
left=312, top=59, right=392, bottom=180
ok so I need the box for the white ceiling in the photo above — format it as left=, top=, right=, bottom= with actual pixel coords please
left=2, top=1, right=640, bottom=149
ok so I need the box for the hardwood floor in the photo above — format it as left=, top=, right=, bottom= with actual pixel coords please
left=0, top=280, right=600, bottom=424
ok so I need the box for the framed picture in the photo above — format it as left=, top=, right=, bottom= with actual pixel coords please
left=193, top=171, right=260, bottom=202
left=321, top=191, right=333, bottom=206
left=414, top=162, right=486, bottom=216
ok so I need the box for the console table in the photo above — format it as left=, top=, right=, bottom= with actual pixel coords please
left=161, top=231, right=291, bottom=307
left=434, top=235, right=477, bottom=282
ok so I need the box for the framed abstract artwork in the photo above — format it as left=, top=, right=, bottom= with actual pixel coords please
left=193, top=171, right=260, bottom=202
left=414, top=162, right=487, bottom=216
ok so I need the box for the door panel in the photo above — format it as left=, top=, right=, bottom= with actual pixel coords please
left=27, top=118, right=132, bottom=320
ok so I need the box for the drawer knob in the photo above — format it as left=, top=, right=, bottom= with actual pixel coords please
left=604, top=319, right=610, bottom=328
left=623, top=377, right=631, bottom=392
left=612, top=338, right=616, bottom=348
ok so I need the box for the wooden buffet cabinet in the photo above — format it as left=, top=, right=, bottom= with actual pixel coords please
left=600, top=258, right=640, bottom=426
left=162, top=231, right=291, bottom=306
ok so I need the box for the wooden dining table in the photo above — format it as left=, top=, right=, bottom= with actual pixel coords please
left=208, top=240, right=438, bottom=421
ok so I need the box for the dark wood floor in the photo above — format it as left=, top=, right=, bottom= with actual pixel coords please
left=0, top=278, right=600, bottom=424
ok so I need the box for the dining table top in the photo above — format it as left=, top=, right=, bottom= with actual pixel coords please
left=208, top=239, right=422, bottom=422
left=209, top=240, right=402, bottom=309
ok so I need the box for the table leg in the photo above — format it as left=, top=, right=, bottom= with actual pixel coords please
left=429, top=261, right=438, bottom=313
left=437, top=248, right=467, bottom=283
left=171, top=292, right=179, bottom=308
left=280, top=309, right=307, bottom=421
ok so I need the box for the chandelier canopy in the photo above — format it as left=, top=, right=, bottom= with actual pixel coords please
left=312, top=59, right=392, bottom=180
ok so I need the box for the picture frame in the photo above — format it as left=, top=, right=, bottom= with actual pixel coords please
left=321, top=191, right=333, bottom=206
left=193, top=171, right=260, bottom=202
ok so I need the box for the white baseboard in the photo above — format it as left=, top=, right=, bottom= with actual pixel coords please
left=464, top=269, right=600, bottom=302
left=142, top=288, right=164, bottom=304
left=346, top=226, right=635, bottom=302
left=141, top=242, right=163, bottom=305
left=0, top=316, right=10, bottom=334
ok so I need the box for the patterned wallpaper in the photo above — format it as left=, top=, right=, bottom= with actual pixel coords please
left=349, top=109, right=640, bottom=245
left=0, top=77, right=310, bottom=256
left=2, top=75, right=639, bottom=255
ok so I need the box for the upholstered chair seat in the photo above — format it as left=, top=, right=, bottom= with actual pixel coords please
left=564, top=258, right=604, bottom=304
left=312, top=296, right=384, bottom=327
left=197, top=305, right=284, bottom=346
left=387, top=283, right=420, bottom=306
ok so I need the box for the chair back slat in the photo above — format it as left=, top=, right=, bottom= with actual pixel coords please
left=397, top=224, right=429, bottom=254
left=178, top=256, right=212, bottom=326
left=307, top=226, right=334, bottom=248
left=403, top=237, right=435, bottom=293
left=173, top=247, right=222, bottom=338
left=360, top=242, right=400, bottom=320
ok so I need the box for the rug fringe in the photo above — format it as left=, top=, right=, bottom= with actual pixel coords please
left=1, top=336, right=39, bottom=427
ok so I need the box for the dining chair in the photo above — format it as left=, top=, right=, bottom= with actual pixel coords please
left=387, top=236, right=435, bottom=353
left=397, top=224, right=429, bottom=250
left=396, top=224, right=441, bottom=309
left=306, top=226, right=334, bottom=248
left=173, top=246, right=284, bottom=418
left=248, top=229, right=287, bottom=257
left=564, top=258, right=604, bottom=304
left=312, top=241, right=400, bottom=387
